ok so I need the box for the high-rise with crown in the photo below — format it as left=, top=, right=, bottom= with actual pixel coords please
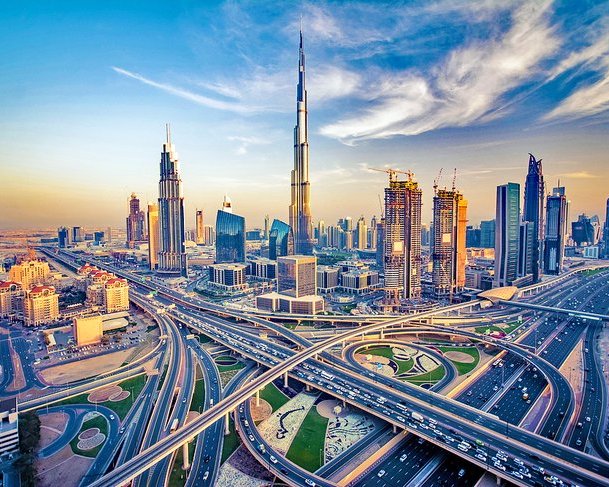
left=523, top=153, right=544, bottom=282
left=195, top=209, right=204, bottom=245
left=126, top=193, right=146, bottom=248
left=157, top=125, right=187, bottom=277
left=289, top=31, right=313, bottom=255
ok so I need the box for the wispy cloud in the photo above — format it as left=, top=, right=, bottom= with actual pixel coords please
left=320, top=1, right=559, bottom=143
left=112, top=66, right=276, bottom=114
left=558, top=171, right=597, bottom=179
left=227, top=135, right=271, bottom=155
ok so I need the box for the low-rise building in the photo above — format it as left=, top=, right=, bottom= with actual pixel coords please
left=248, top=258, right=277, bottom=280
left=0, top=398, right=19, bottom=456
left=317, top=266, right=339, bottom=293
left=73, top=315, right=103, bottom=346
left=209, top=263, right=248, bottom=291
left=0, top=281, right=22, bottom=317
left=256, top=292, right=324, bottom=314
left=23, top=285, right=59, bottom=326
left=340, top=270, right=380, bottom=294
left=103, top=278, right=130, bottom=313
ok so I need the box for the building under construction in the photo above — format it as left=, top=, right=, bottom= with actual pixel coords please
left=377, top=169, right=422, bottom=310
left=432, top=184, right=468, bottom=299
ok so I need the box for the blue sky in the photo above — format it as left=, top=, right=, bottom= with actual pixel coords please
left=1, top=0, right=609, bottom=230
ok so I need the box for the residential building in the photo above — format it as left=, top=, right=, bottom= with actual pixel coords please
left=23, top=285, right=59, bottom=326
left=317, top=266, right=340, bottom=292
left=9, top=259, right=50, bottom=289
left=0, top=282, right=22, bottom=317
left=103, top=278, right=129, bottom=313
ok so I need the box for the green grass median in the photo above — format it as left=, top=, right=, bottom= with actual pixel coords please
left=286, top=407, right=328, bottom=472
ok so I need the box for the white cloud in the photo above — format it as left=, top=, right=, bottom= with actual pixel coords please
left=320, top=1, right=560, bottom=143
left=558, top=171, right=597, bottom=179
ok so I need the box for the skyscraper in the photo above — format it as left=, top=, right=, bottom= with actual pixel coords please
left=147, top=203, right=159, bottom=270
left=263, top=215, right=270, bottom=241
left=480, top=220, right=496, bottom=249
left=432, top=187, right=468, bottom=298
left=195, top=210, right=204, bottom=245
left=603, top=198, right=609, bottom=258
left=72, top=226, right=83, bottom=243
left=57, top=227, right=68, bottom=248
left=157, top=125, right=187, bottom=277
left=126, top=193, right=146, bottom=248
left=215, top=201, right=246, bottom=264
left=277, top=255, right=317, bottom=298
left=356, top=216, right=367, bottom=250
left=523, top=153, right=545, bottom=281
left=382, top=171, right=422, bottom=307
left=544, top=186, right=568, bottom=274
left=494, top=183, right=520, bottom=287
left=289, top=31, right=313, bottom=255
left=518, top=220, right=535, bottom=278
left=269, top=219, right=294, bottom=260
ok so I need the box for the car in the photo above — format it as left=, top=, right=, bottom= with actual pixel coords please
left=576, top=439, right=582, bottom=446
left=182, top=398, right=187, bottom=403
left=514, top=458, right=524, bottom=467
left=511, top=471, right=524, bottom=479
left=400, top=454, right=408, bottom=462
left=586, top=416, right=591, bottom=422
left=109, top=414, right=115, bottom=420
left=202, top=471, right=209, bottom=480
left=248, top=434, right=255, bottom=441
left=458, top=468, right=465, bottom=477
left=305, top=479, right=316, bottom=486
left=270, top=455, right=278, bottom=464
left=475, top=454, right=487, bottom=461
left=494, top=462, right=506, bottom=471
left=377, top=470, right=386, bottom=478
left=204, top=455, right=211, bottom=463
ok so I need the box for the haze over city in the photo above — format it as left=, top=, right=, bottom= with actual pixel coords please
left=2, top=0, right=609, bottom=229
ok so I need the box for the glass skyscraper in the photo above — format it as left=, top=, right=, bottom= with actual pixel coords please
left=215, top=209, right=246, bottom=263
left=544, top=187, right=568, bottom=274
left=269, top=219, right=294, bottom=260
left=523, top=153, right=544, bottom=281
left=494, top=183, right=520, bottom=287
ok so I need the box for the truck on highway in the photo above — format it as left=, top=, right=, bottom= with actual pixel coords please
left=411, top=412, right=424, bottom=422
left=170, top=418, right=179, bottom=432
left=522, top=392, right=529, bottom=400
left=320, top=371, right=335, bottom=380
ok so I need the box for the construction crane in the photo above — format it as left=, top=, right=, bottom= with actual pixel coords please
left=433, top=168, right=444, bottom=193
left=452, top=168, right=457, bottom=191
left=377, top=194, right=384, bottom=219
left=370, top=167, right=415, bottom=183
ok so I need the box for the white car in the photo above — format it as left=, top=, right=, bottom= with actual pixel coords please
left=377, top=470, right=386, bottom=478
left=400, top=454, right=408, bottom=462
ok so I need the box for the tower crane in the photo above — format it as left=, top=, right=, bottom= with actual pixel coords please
left=370, top=167, right=415, bottom=183
left=433, top=168, right=444, bottom=193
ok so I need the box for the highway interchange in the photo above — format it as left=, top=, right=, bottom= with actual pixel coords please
left=2, top=247, right=608, bottom=487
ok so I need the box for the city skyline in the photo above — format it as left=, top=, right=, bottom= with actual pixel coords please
left=2, top=1, right=609, bottom=230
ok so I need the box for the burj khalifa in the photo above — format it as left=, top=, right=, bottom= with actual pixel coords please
left=289, top=31, right=314, bottom=255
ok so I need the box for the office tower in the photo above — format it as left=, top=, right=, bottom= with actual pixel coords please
left=518, top=220, right=535, bottom=278
left=93, top=231, right=104, bottom=245
left=480, top=220, right=496, bottom=249
left=277, top=255, right=317, bottom=298
left=147, top=203, right=160, bottom=270
left=195, top=210, right=204, bottom=245
left=590, top=215, right=602, bottom=244
left=57, top=227, right=68, bottom=248
left=126, top=193, right=146, bottom=248
left=316, top=220, right=326, bottom=245
left=106, top=227, right=112, bottom=244
left=216, top=200, right=246, bottom=263
left=376, top=218, right=385, bottom=269
left=0, top=281, right=22, bottom=317
left=103, top=277, right=130, bottom=313
left=369, top=216, right=378, bottom=249
left=204, top=225, right=215, bottom=246
left=23, top=285, right=59, bottom=326
left=431, top=187, right=468, bottom=298
left=421, top=224, right=430, bottom=247
left=72, top=226, right=83, bottom=243
left=263, top=215, right=270, bottom=241
left=466, top=226, right=481, bottom=248
left=572, top=214, right=595, bottom=246
left=289, top=31, right=313, bottom=255
left=494, top=183, right=520, bottom=287
left=523, top=153, right=545, bottom=281
left=356, top=216, right=367, bottom=250
left=383, top=171, right=422, bottom=306
left=269, top=219, right=294, bottom=260
left=157, top=125, right=187, bottom=277
left=9, top=259, right=50, bottom=289
left=544, top=186, right=568, bottom=274
left=603, top=198, right=609, bottom=258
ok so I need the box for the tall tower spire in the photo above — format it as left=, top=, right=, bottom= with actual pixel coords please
left=289, top=28, right=313, bottom=254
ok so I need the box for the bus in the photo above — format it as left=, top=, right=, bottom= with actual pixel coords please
left=320, top=371, right=335, bottom=381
